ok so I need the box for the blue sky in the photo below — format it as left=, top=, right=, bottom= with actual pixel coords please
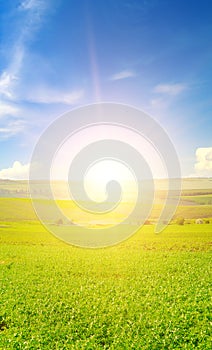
left=0, top=0, right=212, bottom=178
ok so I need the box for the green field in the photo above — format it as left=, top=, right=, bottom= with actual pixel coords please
left=0, top=179, right=212, bottom=349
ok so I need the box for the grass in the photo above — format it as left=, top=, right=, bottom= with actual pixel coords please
left=0, top=180, right=212, bottom=349
left=173, top=205, right=212, bottom=220
left=180, top=195, right=212, bottom=205
left=0, top=217, right=212, bottom=349
left=0, top=198, right=37, bottom=222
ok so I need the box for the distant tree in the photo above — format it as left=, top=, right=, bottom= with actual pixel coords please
left=56, top=218, right=63, bottom=225
left=176, top=217, right=185, bottom=225
left=163, top=220, right=169, bottom=225
left=144, top=220, right=151, bottom=225
left=196, top=218, right=203, bottom=224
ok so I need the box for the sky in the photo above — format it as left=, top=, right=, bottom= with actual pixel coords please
left=0, top=0, right=212, bottom=179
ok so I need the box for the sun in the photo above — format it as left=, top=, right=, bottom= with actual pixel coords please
left=84, top=158, right=137, bottom=202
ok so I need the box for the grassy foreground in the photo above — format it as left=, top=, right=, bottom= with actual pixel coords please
left=0, top=215, right=211, bottom=349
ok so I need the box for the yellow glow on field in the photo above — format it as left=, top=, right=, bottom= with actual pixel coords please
left=53, top=160, right=138, bottom=228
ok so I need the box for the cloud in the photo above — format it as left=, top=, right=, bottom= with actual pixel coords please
left=153, top=83, right=187, bottom=96
left=195, top=147, right=212, bottom=175
left=0, top=100, right=23, bottom=138
left=0, top=120, right=26, bottom=139
left=205, top=150, right=212, bottom=161
left=148, top=82, right=188, bottom=114
left=0, top=72, right=18, bottom=99
left=20, top=0, right=46, bottom=10
left=0, top=3, right=84, bottom=109
left=0, top=161, right=29, bottom=180
left=110, top=70, right=136, bottom=81
left=150, top=97, right=168, bottom=109
left=0, top=1, right=49, bottom=101
left=24, top=88, right=84, bottom=105
left=0, top=102, right=19, bottom=118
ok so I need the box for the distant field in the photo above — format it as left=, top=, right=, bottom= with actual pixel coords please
left=0, top=179, right=212, bottom=349
left=0, top=197, right=212, bottom=225
left=180, top=195, right=212, bottom=205
left=1, top=177, right=212, bottom=198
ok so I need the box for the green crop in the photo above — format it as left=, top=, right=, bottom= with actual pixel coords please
left=0, top=209, right=211, bottom=349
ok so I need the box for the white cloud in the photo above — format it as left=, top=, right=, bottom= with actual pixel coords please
left=0, top=72, right=18, bottom=99
left=0, top=161, right=29, bottom=180
left=0, top=1, right=48, bottom=102
left=0, top=100, right=23, bottom=138
left=148, top=82, right=188, bottom=114
left=0, top=46, right=24, bottom=101
left=150, top=97, right=168, bottom=109
left=110, top=70, right=136, bottom=81
left=20, top=0, right=45, bottom=10
left=24, top=88, right=84, bottom=105
left=153, top=83, right=187, bottom=96
left=195, top=147, right=212, bottom=175
left=0, top=0, right=84, bottom=120
left=0, top=102, right=19, bottom=118
left=0, top=120, right=26, bottom=139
